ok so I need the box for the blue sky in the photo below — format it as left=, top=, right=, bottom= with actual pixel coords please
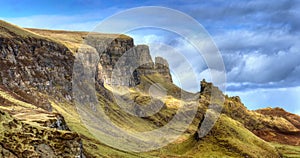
left=1, top=0, right=300, bottom=114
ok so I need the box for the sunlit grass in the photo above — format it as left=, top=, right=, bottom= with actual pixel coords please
left=272, top=143, right=300, bottom=158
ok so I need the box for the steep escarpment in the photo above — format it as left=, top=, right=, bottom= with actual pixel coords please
left=29, top=28, right=173, bottom=87
left=86, top=38, right=173, bottom=87
left=0, top=21, right=172, bottom=110
left=0, top=21, right=74, bottom=110
left=154, top=56, right=172, bottom=83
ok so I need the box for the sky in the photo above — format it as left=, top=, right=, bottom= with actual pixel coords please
left=0, top=0, right=300, bottom=114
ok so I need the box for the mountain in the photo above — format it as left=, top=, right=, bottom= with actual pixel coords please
left=0, top=20, right=299, bottom=157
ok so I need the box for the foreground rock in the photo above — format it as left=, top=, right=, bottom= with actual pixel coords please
left=0, top=110, right=83, bottom=157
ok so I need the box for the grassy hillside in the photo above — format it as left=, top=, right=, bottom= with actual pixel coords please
left=0, top=20, right=42, bottom=38
left=0, top=20, right=299, bottom=157
left=28, top=28, right=132, bottom=53
left=49, top=74, right=284, bottom=157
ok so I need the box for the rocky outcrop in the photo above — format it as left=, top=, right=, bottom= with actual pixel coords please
left=256, top=107, right=300, bottom=129
left=96, top=44, right=154, bottom=86
left=50, top=115, right=70, bottom=130
left=84, top=36, right=173, bottom=87
left=0, top=110, right=82, bottom=157
left=254, top=108, right=300, bottom=145
left=87, top=36, right=135, bottom=86
left=154, top=57, right=172, bottom=82
left=200, top=79, right=223, bottom=96
left=198, top=80, right=300, bottom=147
left=225, top=98, right=300, bottom=146
left=0, top=34, right=74, bottom=110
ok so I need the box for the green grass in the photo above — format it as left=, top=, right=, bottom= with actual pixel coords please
left=28, top=27, right=132, bottom=53
left=0, top=20, right=43, bottom=38
left=0, top=76, right=296, bottom=157
left=206, top=114, right=279, bottom=158
left=144, top=114, right=280, bottom=158
left=50, top=100, right=155, bottom=158
left=272, top=143, right=300, bottom=158
left=54, top=74, right=284, bottom=158
left=0, top=90, right=36, bottom=109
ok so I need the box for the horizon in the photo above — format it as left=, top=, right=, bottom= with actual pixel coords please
left=1, top=0, right=299, bottom=114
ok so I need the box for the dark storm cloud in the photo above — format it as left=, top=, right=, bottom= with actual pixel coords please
left=146, top=0, right=300, bottom=92
left=161, top=0, right=300, bottom=91
left=171, top=0, right=296, bottom=23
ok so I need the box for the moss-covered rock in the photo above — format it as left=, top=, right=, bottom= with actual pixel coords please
left=0, top=110, right=83, bottom=157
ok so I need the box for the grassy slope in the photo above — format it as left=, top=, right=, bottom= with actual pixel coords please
left=28, top=28, right=132, bottom=53
left=0, top=20, right=80, bottom=54
left=272, top=143, right=300, bottom=158
left=0, top=20, right=42, bottom=38
left=50, top=97, right=155, bottom=158
left=1, top=78, right=295, bottom=157
left=0, top=71, right=294, bottom=157
left=146, top=114, right=279, bottom=158
left=98, top=75, right=281, bottom=157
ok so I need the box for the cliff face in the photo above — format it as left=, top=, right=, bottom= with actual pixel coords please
left=154, top=57, right=172, bottom=82
left=88, top=39, right=172, bottom=86
left=0, top=22, right=74, bottom=111
left=0, top=23, right=172, bottom=110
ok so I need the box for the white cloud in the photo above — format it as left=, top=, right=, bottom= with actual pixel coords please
left=212, top=28, right=300, bottom=90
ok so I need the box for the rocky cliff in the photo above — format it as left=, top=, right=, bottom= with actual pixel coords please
left=0, top=21, right=172, bottom=111
left=29, top=28, right=172, bottom=88
left=0, top=21, right=75, bottom=111
left=86, top=39, right=172, bottom=87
